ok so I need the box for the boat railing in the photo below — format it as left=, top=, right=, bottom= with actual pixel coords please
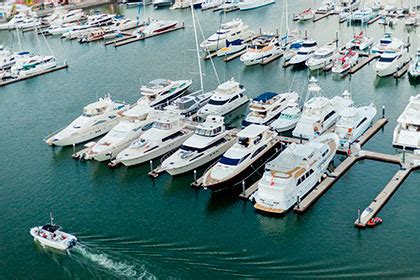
left=43, top=126, right=68, bottom=143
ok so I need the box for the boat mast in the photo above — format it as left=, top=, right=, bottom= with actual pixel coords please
left=191, top=4, right=204, bottom=93
left=16, top=27, right=22, bottom=52
left=50, top=212, right=54, bottom=225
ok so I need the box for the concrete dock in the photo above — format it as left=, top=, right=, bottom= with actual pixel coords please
left=0, top=64, right=68, bottom=87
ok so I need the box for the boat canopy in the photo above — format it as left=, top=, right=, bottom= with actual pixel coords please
left=237, top=124, right=268, bottom=139
left=253, top=92, right=278, bottom=103
left=42, top=224, right=61, bottom=233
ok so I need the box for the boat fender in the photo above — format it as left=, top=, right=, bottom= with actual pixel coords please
left=347, top=149, right=351, bottom=156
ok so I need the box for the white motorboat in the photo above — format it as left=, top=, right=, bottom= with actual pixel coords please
left=253, top=133, right=339, bottom=214
left=115, top=111, right=194, bottom=167
left=0, top=14, right=26, bottom=30
left=200, top=19, right=253, bottom=52
left=238, top=0, right=275, bottom=11
left=135, top=19, right=178, bottom=37
left=201, top=0, right=222, bottom=9
left=45, top=96, right=128, bottom=146
left=201, top=124, right=278, bottom=192
left=0, top=51, right=31, bottom=70
left=85, top=105, right=157, bottom=161
left=242, top=91, right=299, bottom=127
left=17, top=17, right=41, bottom=29
left=317, top=0, right=336, bottom=13
left=345, top=31, right=374, bottom=51
left=197, top=78, right=248, bottom=119
left=160, top=115, right=237, bottom=175
left=371, top=32, right=404, bottom=54
left=30, top=214, right=77, bottom=251
left=305, top=42, right=338, bottom=70
left=164, top=90, right=213, bottom=117
left=334, top=92, right=376, bottom=148
left=292, top=77, right=354, bottom=139
left=288, top=39, right=318, bottom=66
left=61, top=25, right=94, bottom=40
left=371, top=0, right=382, bottom=11
left=115, top=18, right=138, bottom=32
left=373, top=47, right=409, bottom=77
left=216, top=38, right=247, bottom=56
left=61, top=9, right=85, bottom=24
left=240, top=34, right=284, bottom=66
left=47, top=23, right=79, bottom=35
left=348, top=7, right=376, bottom=24
left=294, top=8, right=315, bottom=21
left=405, top=12, right=417, bottom=26
left=270, top=103, right=302, bottom=133
left=332, top=49, right=359, bottom=74
left=87, top=13, right=115, bottom=27
left=153, top=0, right=174, bottom=8
left=283, top=38, right=304, bottom=62
left=392, top=94, right=420, bottom=149
left=78, top=28, right=106, bottom=43
left=11, top=55, right=56, bottom=77
left=138, top=79, right=192, bottom=108
left=408, top=49, right=420, bottom=79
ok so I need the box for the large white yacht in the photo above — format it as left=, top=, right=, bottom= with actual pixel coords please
left=197, top=78, right=248, bottom=119
left=305, top=43, right=338, bottom=70
left=334, top=91, right=377, bottom=149
left=292, top=77, right=354, bottom=139
left=371, top=32, right=404, bottom=54
left=136, top=19, right=178, bottom=37
left=238, top=0, right=275, bottom=11
left=288, top=39, right=318, bottom=66
left=392, top=94, right=420, bottom=150
left=270, top=103, right=302, bottom=133
left=115, top=111, right=194, bottom=166
left=160, top=115, right=237, bottom=175
left=45, top=97, right=128, bottom=146
left=242, top=91, right=299, bottom=127
left=84, top=105, right=157, bottom=161
left=137, top=79, right=192, bottom=108
left=202, top=124, right=278, bottom=192
left=11, top=55, right=56, bottom=77
left=240, top=34, right=284, bottom=66
left=408, top=49, right=420, bottom=80
left=373, top=47, right=409, bottom=77
left=348, top=7, right=376, bottom=24
left=253, top=133, right=339, bottom=214
left=200, top=19, right=253, bottom=52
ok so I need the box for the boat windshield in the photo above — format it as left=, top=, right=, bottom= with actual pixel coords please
left=219, top=153, right=250, bottom=166
left=208, top=99, right=228, bottom=106
left=302, top=42, right=316, bottom=48
left=297, top=51, right=310, bottom=55
left=380, top=39, right=391, bottom=45
left=195, top=126, right=222, bottom=136
left=153, top=121, right=171, bottom=130
left=378, top=56, right=396, bottom=62
left=281, top=113, right=297, bottom=119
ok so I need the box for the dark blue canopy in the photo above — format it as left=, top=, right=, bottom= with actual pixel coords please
left=253, top=92, right=278, bottom=102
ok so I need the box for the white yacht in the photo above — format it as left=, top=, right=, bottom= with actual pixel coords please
left=61, top=9, right=85, bottom=24
left=138, top=79, right=192, bottom=108
left=305, top=43, right=338, bottom=70
left=11, top=55, right=56, bottom=77
left=349, top=7, right=376, bottom=24
left=197, top=78, right=248, bottom=119
left=288, top=39, right=318, bottom=66
left=371, top=32, right=404, bottom=54
left=136, top=19, right=178, bottom=37
left=393, top=94, right=420, bottom=150
left=293, top=77, right=354, bottom=139
left=408, top=49, right=420, bottom=79
left=373, top=47, right=409, bottom=77
left=334, top=92, right=377, bottom=148
left=317, top=0, right=336, bottom=13
left=216, top=38, right=247, bottom=57
left=115, top=111, right=194, bottom=167
left=270, top=103, right=302, bottom=133
left=62, top=25, right=94, bottom=40
left=201, top=0, right=223, bottom=10
left=405, top=12, right=417, bottom=26
left=30, top=214, right=77, bottom=251
left=332, top=49, right=359, bottom=74
left=45, top=97, right=128, bottom=146
left=87, top=13, right=115, bottom=27
left=160, top=115, right=237, bottom=175
left=164, top=90, right=213, bottom=117
left=253, top=133, right=339, bottom=214
left=200, top=19, right=253, bottom=52
left=84, top=105, right=157, bottom=161
left=0, top=51, right=31, bottom=70
left=202, top=124, right=278, bottom=192
left=242, top=91, right=299, bottom=127
left=115, top=18, right=138, bottom=32
left=240, top=34, right=283, bottom=66
left=238, top=0, right=275, bottom=11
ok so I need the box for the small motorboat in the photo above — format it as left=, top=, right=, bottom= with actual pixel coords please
left=30, top=213, right=77, bottom=251
left=367, top=217, right=383, bottom=227
left=294, top=8, right=315, bottom=21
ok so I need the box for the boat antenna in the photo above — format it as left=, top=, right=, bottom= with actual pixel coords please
left=50, top=212, right=54, bottom=225
left=191, top=5, right=204, bottom=94
left=143, top=0, right=147, bottom=23
left=136, top=0, right=142, bottom=27
left=16, top=27, right=22, bottom=52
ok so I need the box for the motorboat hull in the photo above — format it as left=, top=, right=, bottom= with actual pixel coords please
left=238, top=0, right=275, bottom=11
left=30, top=228, right=77, bottom=251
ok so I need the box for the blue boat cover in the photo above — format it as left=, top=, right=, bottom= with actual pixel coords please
left=253, top=92, right=278, bottom=102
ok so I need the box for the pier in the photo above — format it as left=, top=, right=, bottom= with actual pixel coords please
left=368, top=15, right=382, bottom=25
left=0, top=63, right=68, bottom=87
left=223, top=49, right=247, bottom=62
left=313, top=12, right=334, bottom=22
left=394, top=58, right=412, bottom=79
left=349, top=54, right=379, bottom=75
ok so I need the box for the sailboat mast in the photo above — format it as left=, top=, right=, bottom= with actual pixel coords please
left=191, top=4, right=204, bottom=93
left=16, top=27, right=22, bottom=52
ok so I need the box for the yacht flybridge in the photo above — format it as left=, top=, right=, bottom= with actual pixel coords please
left=138, top=79, right=192, bottom=108
left=242, top=91, right=299, bottom=127
left=371, top=32, right=404, bottom=54
left=253, top=133, right=339, bottom=214
left=202, top=124, right=278, bottom=192
left=292, top=77, right=354, bottom=139
left=30, top=214, right=77, bottom=251
left=85, top=105, right=157, bottom=161
left=200, top=19, right=253, bottom=52
left=115, top=111, right=194, bottom=167
left=373, top=47, right=409, bottom=77
left=45, top=97, right=128, bottom=146
left=393, top=94, right=420, bottom=150
left=197, top=78, right=248, bottom=119
left=160, top=115, right=237, bottom=175
left=240, top=34, right=284, bottom=66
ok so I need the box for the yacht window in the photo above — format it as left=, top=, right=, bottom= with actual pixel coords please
left=93, top=120, right=106, bottom=126
left=153, top=122, right=171, bottom=130
left=254, top=134, right=262, bottom=145
left=302, top=42, right=316, bottom=48
left=141, top=123, right=154, bottom=131
left=181, top=138, right=226, bottom=153
left=323, top=111, right=336, bottom=122
left=297, top=51, right=310, bottom=55
left=208, top=99, right=229, bottom=106
left=219, top=156, right=241, bottom=166
left=162, top=131, right=184, bottom=142
left=238, top=137, right=250, bottom=147
left=251, top=144, right=267, bottom=159
left=356, top=117, right=367, bottom=129
left=229, top=95, right=239, bottom=103
left=297, top=169, right=314, bottom=185
left=321, top=148, right=329, bottom=157
left=378, top=56, right=396, bottom=63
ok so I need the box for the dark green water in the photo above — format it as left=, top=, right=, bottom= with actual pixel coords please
left=1, top=1, right=419, bottom=278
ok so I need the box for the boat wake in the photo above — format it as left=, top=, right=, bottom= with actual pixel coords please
left=71, top=243, right=156, bottom=279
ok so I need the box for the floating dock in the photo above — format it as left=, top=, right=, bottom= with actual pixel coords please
left=0, top=63, right=68, bottom=87
left=313, top=12, right=334, bottom=22
left=368, top=15, right=382, bottom=25
left=349, top=54, right=379, bottom=75
left=394, top=58, right=412, bottom=79
left=223, top=49, right=247, bottom=62
left=260, top=53, right=283, bottom=65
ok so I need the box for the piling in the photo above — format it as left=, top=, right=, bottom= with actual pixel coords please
left=149, top=160, right=153, bottom=172
left=194, top=170, right=197, bottom=181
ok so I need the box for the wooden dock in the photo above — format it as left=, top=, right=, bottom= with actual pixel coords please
left=356, top=118, right=388, bottom=146
left=224, top=49, right=247, bottom=62
left=0, top=63, right=68, bottom=87
left=238, top=181, right=258, bottom=200
left=313, top=12, right=333, bottom=22
left=260, top=53, right=283, bottom=65
left=394, top=58, right=412, bottom=79
left=349, top=54, right=379, bottom=75
left=113, top=24, right=184, bottom=48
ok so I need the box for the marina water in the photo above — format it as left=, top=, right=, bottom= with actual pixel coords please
left=0, top=1, right=419, bottom=278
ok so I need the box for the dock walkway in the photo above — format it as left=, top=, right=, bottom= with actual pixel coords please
left=0, top=64, right=68, bottom=87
